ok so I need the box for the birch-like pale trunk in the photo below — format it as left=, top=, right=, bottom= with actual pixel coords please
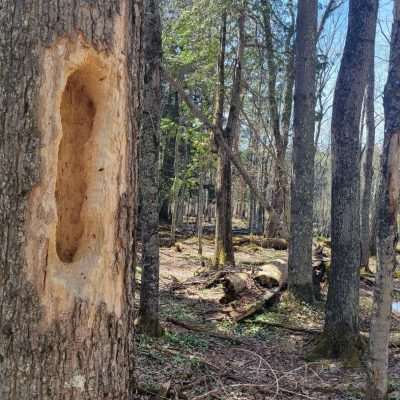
left=367, top=2, right=400, bottom=397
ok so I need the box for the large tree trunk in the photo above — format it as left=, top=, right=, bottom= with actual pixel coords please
left=324, top=0, right=378, bottom=359
left=367, top=2, right=400, bottom=398
left=360, top=60, right=376, bottom=269
left=288, top=0, right=317, bottom=303
left=0, top=1, right=141, bottom=398
left=137, top=0, right=162, bottom=337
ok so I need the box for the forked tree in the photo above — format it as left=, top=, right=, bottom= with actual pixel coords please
left=0, top=1, right=142, bottom=398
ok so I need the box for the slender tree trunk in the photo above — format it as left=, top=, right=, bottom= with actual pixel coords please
left=137, top=0, right=162, bottom=337
left=159, top=90, right=179, bottom=223
left=0, top=1, right=142, bottom=398
left=214, top=12, right=234, bottom=266
left=288, top=0, right=317, bottom=303
left=367, top=2, right=400, bottom=397
left=370, top=179, right=379, bottom=256
left=323, top=0, right=378, bottom=360
left=360, top=61, right=376, bottom=270
left=171, top=133, right=182, bottom=244
left=197, top=171, right=205, bottom=256
left=215, top=10, right=246, bottom=267
left=262, top=0, right=294, bottom=238
left=215, top=141, right=235, bottom=265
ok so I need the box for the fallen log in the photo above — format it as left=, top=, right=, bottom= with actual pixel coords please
left=244, top=320, right=320, bottom=335
left=259, top=238, right=288, bottom=250
left=166, top=317, right=248, bottom=344
left=223, top=272, right=252, bottom=297
left=232, top=290, right=279, bottom=322
left=254, top=260, right=288, bottom=289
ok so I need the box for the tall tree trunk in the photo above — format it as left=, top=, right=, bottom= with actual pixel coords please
left=370, top=178, right=379, bottom=256
left=137, top=0, right=162, bottom=337
left=367, top=2, right=400, bottom=397
left=0, top=1, right=142, bottom=399
left=262, top=0, right=294, bottom=238
left=198, top=170, right=205, bottom=256
left=215, top=9, right=246, bottom=267
left=323, top=0, right=378, bottom=360
left=288, top=0, right=317, bottom=303
left=171, top=132, right=182, bottom=244
left=159, top=90, right=179, bottom=223
left=360, top=61, right=376, bottom=270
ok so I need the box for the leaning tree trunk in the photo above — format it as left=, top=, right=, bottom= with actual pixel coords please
left=323, top=0, right=378, bottom=360
left=137, top=0, right=162, bottom=337
left=0, top=1, right=142, bottom=399
left=367, top=2, right=400, bottom=397
left=288, top=0, right=317, bottom=303
left=360, top=59, right=376, bottom=270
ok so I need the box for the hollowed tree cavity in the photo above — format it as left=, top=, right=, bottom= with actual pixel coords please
left=56, top=70, right=96, bottom=263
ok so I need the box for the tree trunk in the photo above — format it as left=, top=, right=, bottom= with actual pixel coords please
left=367, top=2, right=400, bottom=397
left=288, top=0, right=317, bottom=303
left=198, top=171, right=205, bottom=256
left=360, top=60, right=376, bottom=270
left=159, top=90, right=179, bottom=223
left=137, top=0, right=162, bottom=337
left=263, top=0, right=294, bottom=238
left=215, top=10, right=245, bottom=267
left=170, top=133, right=182, bottom=244
left=0, top=1, right=141, bottom=399
left=324, top=0, right=378, bottom=359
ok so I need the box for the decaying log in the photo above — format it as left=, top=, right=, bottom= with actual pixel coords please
left=259, top=238, right=288, bottom=250
left=232, top=290, right=279, bottom=322
left=245, top=320, right=320, bottom=334
left=254, top=260, right=288, bottom=289
left=166, top=318, right=248, bottom=344
left=223, top=272, right=253, bottom=297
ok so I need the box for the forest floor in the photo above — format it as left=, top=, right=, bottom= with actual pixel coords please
left=134, top=228, right=400, bottom=400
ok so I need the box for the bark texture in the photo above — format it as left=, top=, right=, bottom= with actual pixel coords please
left=137, top=0, right=162, bottom=336
left=0, top=1, right=142, bottom=398
left=360, top=60, right=376, bottom=269
left=288, top=0, right=317, bottom=303
left=367, top=2, right=400, bottom=397
left=324, top=0, right=378, bottom=358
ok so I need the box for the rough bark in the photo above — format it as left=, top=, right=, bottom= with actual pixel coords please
left=137, top=0, right=162, bottom=337
left=324, top=0, right=378, bottom=358
left=288, top=0, right=317, bottom=303
left=360, top=60, right=376, bottom=270
left=367, top=2, right=400, bottom=397
left=0, top=1, right=142, bottom=399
